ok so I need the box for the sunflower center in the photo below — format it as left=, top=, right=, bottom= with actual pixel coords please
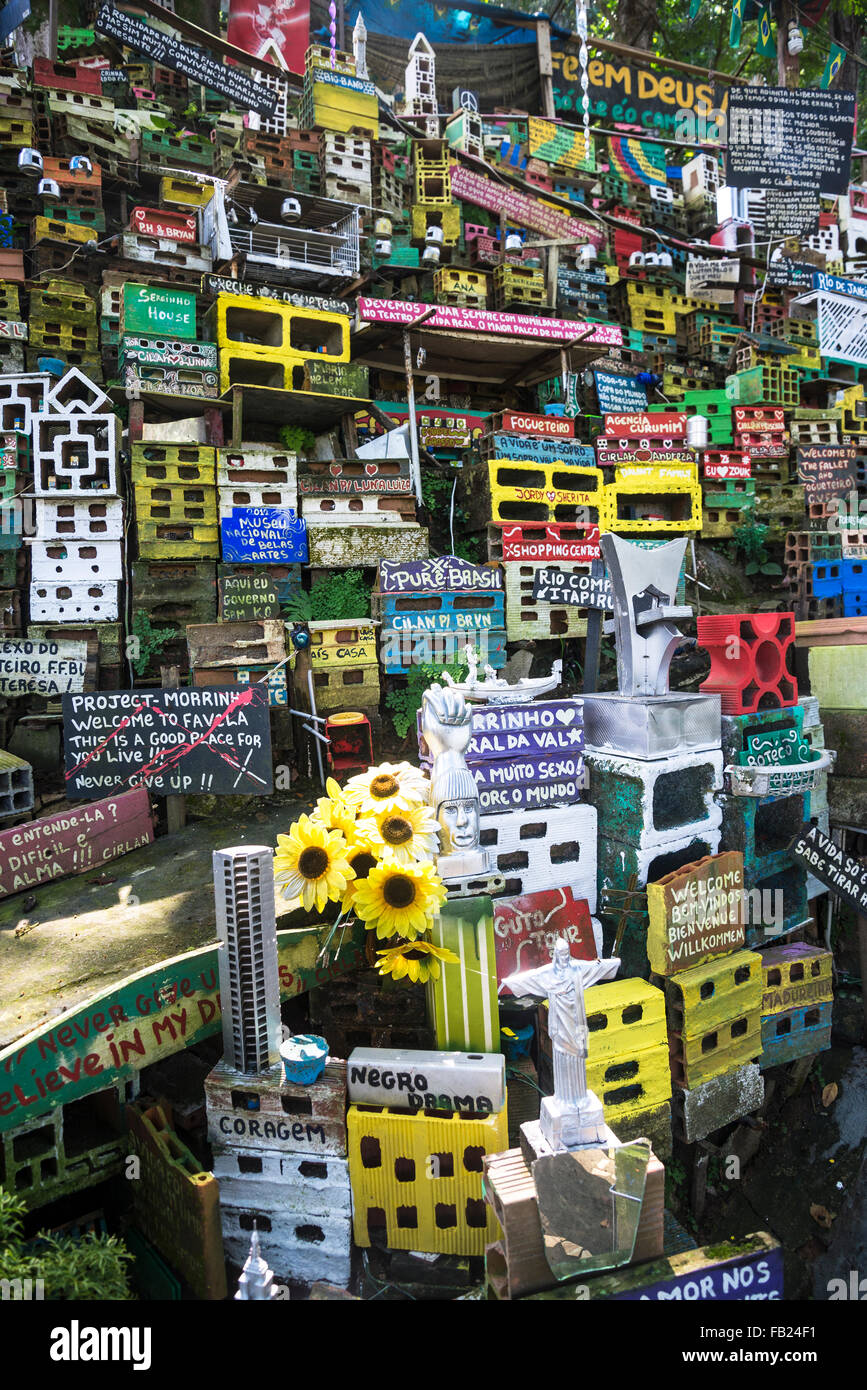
left=383, top=874, right=417, bottom=909
left=370, top=774, right=399, bottom=800
left=382, top=816, right=413, bottom=845
left=403, top=947, right=428, bottom=961
left=298, top=846, right=329, bottom=879
left=351, top=851, right=378, bottom=879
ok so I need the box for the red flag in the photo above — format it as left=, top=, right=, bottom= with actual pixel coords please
left=227, top=0, right=310, bottom=78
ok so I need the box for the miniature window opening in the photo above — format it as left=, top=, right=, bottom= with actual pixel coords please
left=733, top=965, right=751, bottom=985
left=430, top=1151, right=454, bottom=1178
left=231, top=1090, right=260, bottom=1112
left=394, top=1156, right=416, bottom=1182
left=465, top=1198, right=487, bottom=1229
left=296, top=1225, right=325, bottom=1243
left=281, top=1094, right=313, bottom=1115
left=435, top=1203, right=457, bottom=1229
left=605, top=1082, right=643, bottom=1106
left=700, top=981, right=715, bottom=1000
left=360, top=1136, right=381, bottom=1168
left=551, top=840, right=581, bottom=864
left=804, top=1009, right=820, bottom=1026
left=622, top=1004, right=643, bottom=1025
left=701, top=1031, right=719, bottom=1053
left=396, top=1205, right=418, bottom=1229
left=731, top=1018, right=748, bottom=1038
left=605, top=1059, right=639, bottom=1082
left=289, top=317, right=343, bottom=356
left=810, top=961, right=821, bottom=976
left=299, top=1161, right=328, bottom=1179
left=238, top=1156, right=262, bottom=1173
left=239, top=1214, right=271, bottom=1232
left=767, top=967, right=782, bottom=986
left=587, top=1011, right=607, bottom=1032
left=790, top=963, right=805, bottom=981
left=776, top=1017, right=791, bottom=1035
left=462, top=1145, right=485, bottom=1174
left=519, top=821, right=546, bottom=841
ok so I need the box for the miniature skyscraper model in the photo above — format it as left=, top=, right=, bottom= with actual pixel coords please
left=215, top=846, right=282, bottom=1076
left=352, top=11, right=369, bottom=78
left=403, top=33, right=439, bottom=136
left=235, top=1227, right=279, bottom=1300
left=205, top=846, right=352, bottom=1290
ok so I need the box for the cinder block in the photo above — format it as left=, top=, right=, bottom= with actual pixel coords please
left=586, top=747, right=723, bottom=850
left=28, top=538, right=123, bottom=582
left=759, top=1001, right=832, bottom=1068
left=347, top=1104, right=508, bottom=1256
left=220, top=1202, right=351, bottom=1288
left=306, top=524, right=428, bottom=568
left=29, top=579, right=120, bottom=622
left=667, top=949, right=763, bottom=1089
left=478, top=802, right=597, bottom=908
left=34, top=495, right=124, bottom=540
left=719, top=791, right=810, bottom=881
left=205, top=1058, right=347, bottom=1157
left=760, top=942, right=833, bottom=1014
left=503, top=561, right=589, bottom=640
left=32, top=412, right=119, bottom=496
left=698, top=611, right=798, bottom=713
left=212, top=1146, right=352, bottom=1213
left=671, top=1062, right=764, bottom=1143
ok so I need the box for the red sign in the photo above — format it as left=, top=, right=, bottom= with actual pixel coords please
left=703, top=450, right=752, bottom=480
left=499, top=523, right=601, bottom=563
left=500, top=411, right=574, bottom=438
left=603, top=412, right=688, bottom=437
left=131, top=207, right=198, bottom=243
left=596, top=438, right=692, bottom=467
left=227, top=0, right=310, bottom=77
left=733, top=407, right=785, bottom=432
left=0, top=788, right=153, bottom=900
left=494, top=887, right=595, bottom=989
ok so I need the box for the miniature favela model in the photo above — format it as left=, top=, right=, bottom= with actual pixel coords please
left=1, top=0, right=867, bottom=1346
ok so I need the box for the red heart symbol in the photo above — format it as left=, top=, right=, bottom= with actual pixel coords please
left=329, top=463, right=341, bottom=475
left=365, top=463, right=377, bottom=475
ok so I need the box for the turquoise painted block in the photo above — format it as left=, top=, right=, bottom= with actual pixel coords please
left=760, top=1001, right=832, bottom=1069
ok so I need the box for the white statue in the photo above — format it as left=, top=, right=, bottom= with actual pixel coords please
left=441, top=641, right=563, bottom=705
left=504, top=940, right=620, bottom=1150
left=421, top=682, right=488, bottom=880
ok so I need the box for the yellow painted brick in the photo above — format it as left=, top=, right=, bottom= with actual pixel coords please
left=602, top=476, right=702, bottom=533
left=312, top=664, right=380, bottom=711
left=347, top=1104, right=508, bottom=1255
left=669, top=1010, right=762, bottom=1089
left=411, top=204, right=461, bottom=246
left=585, top=977, right=667, bottom=1058
left=134, top=486, right=218, bottom=525
left=160, top=175, right=214, bottom=208
left=488, top=458, right=604, bottom=526
left=585, top=1045, right=672, bottom=1124
left=309, top=619, right=378, bottom=668
left=761, top=943, right=833, bottom=1015
left=32, top=215, right=98, bottom=245
left=208, top=293, right=350, bottom=362
left=665, top=949, right=762, bottom=1039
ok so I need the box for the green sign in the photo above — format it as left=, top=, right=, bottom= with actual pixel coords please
left=0, top=920, right=366, bottom=1135
left=122, top=283, right=198, bottom=340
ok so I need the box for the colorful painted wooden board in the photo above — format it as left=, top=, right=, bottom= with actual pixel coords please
left=418, top=699, right=584, bottom=765
left=487, top=434, right=597, bottom=467
left=473, top=750, right=586, bottom=814
left=498, top=411, right=575, bottom=438
left=218, top=572, right=283, bottom=621
left=379, top=556, right=501, bottom=593
left=62, top=685, right=273, bottom=799
left=0, top=788, right=153, bottom=899
left=297, top=458, right=412, bottom=496
left=596, top=439, right=692, bottom=467
left=595, top=371, right=648, bottom=413
left=0, top=921, right=367, bottom=1134
left=796, top=445, right=856, bottom=503
left=494, top=887, right=595, bottom=988
left=603, top=411, right=688, bottom=437
left=121, top=283, right=197, bottom=340
left=220, top=508, right=308, bottom=563
left=130, top=207, right=198, bottom=243
left=647, top=852, right=745, bottom=977
left=377, top=590, right=504, bottom=632
left=536, top=1234, right=784, bottom=1301
left=531, top=567, right=613, bottom=609
left=0, top=637, right=88, bottom=696
left=449, top=164, right=605, bottom=249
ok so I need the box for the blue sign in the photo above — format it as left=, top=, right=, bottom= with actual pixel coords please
left=595, top=370, right=649, bottom=414
left=0, top=0, right=30, bottom=42
left=611, top=1245, right=783, bottom=1301
left=220, top=507, right=308, bottom=564
left=812, top=271, right=867, bottom=302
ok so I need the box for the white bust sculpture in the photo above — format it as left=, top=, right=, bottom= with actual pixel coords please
left=421, top=681, right=489, bottom=880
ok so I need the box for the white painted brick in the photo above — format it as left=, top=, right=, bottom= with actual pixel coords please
left=34, top=496, right=125, bottom=540
left=33, top=412, right=120, bottom=497
left=28, top=539, right=123, bottom=583
left=213, top=1147, right=352, bottom=1215
left=220, top=1204, right=352, bottom=1286
left=29, top=580, right=120, bottom=622
left=479, top=802, right=597, bottom=911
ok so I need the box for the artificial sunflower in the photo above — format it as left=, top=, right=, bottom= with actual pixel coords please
left=343, top=761, right=430, bottom=815
left=274, top=814, right=355, bottom=913
left=376, top=939, right=460, bottom=984
left=312, top=776, right=358, bottom=839
left=351, top=859, right=447, bottom=940
left=340, top=835, right=381, bottom=910
left=357, top=801, right=440, bottom=865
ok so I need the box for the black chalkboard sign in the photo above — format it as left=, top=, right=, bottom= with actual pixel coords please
left=796, top=444, right=856, bottom=502
left=94, top=4, right=278, bottom=117
left=531, top=566, right=613, bottom=610
left=764, top=189, right=820, bottom=240
left=726, top=86, right=855, bottom=195
left=62, top=685, right=273, bottom=800
left=792, top=823, right=867, bottom=916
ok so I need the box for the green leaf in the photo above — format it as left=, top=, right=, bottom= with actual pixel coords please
left=745, top=561, right=760, bottom=575
left=761, top=562, right=783, bottom=575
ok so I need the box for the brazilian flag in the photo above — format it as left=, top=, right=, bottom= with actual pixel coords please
left=689, top=0, right=701, bottom=18
left=730, top=0, right=744, bottom=48
left=756, top=3, right=774, bottom=55
left=821, top=43, right=845, bottom=88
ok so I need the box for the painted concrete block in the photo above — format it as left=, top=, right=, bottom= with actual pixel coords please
left=30, top=579, right=120, bottom=622
left=205, top=1058, right=347, bottom=1157
left=346, top=1048, right=506, bottom=1113
left=719, top=790, right=810, bottom=880
left=759, top=1001, right=832, bottom=1068
left=28, top=538, right=123, bottom=583
left=306, top=524, right=428, bottom=568
left=586, top=747, right=723, bottom=850
left=212, top=1146, right=352, bottom=1214
left=760, top=942, right=833, bottom=1015
left=32, top=412, right=120, bottom=496
left=478, top=801, right=597, bottom=909
left=672, top=1062, right=764, bottom=1143
left=220, top=1202, right=351, bottom=1287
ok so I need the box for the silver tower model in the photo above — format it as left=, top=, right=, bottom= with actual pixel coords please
left=214, top=846, right=282, bottom=1075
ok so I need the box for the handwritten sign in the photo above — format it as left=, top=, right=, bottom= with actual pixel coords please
left=702, top=451, right=751, bottom=481
left=62, top=685, right=273, bottom=800
left=494, top=887, right=595, bottom=988
left=792, top=823, right=867, bottom=916
left=647, top=851, right=745, bottom=977
left=218, top=572, right=282, bottom=620
left=0, top=638, right=87, bottom=697
left=130, top=207, right=198, bottom=243
left=765, top=188, right=820, bottom=240
left=94, top=4, right=278, bottom=117
left=596, top=439, right=691, bottom=467
left=499, top=411, right=574, bottom=438
left=298, top=459, right=413, bottom=495
left=449, top=163, right=604, bottom=249
left=796, top=444, right=856, bottom=502
left=356, top=298, right=621, bottom=347
left=0, top=923, right=366, bottom=1134
left=734, top=408, right=785, bottom=433
left=767, top=257, right=819, bottom=290
left=812, top=271, right=867, bottom=301
left=347, top=1048, right=505, bottom=1113
left=203, top=275, right=351, bottom=317
left=726, top=86, right=855, bottom=195
left=603, top=412, right=688, bottom=437
left=122, top=283, right=197, bottom=340
left=531, top=567, right=613, bottom=609
left=475, top=757, right=586, bottom=812
left=220, top=507, right=308, bottom=563
left=607, top=1241, right=783, bottom=1301
left=594, top=371, right=648, bottom=414
left=379, top=556, right=501, bottom=593
left=684, top=257, right=740, bottom=304
left=500, top=524, right=601, bottom=563
left=489, top=434, right=596, bottom=467
left=0, top=789, right=153, bottom=900
left=420, top=699, right=584, bottom=764
left=551, top=52, right=716, bottom=137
